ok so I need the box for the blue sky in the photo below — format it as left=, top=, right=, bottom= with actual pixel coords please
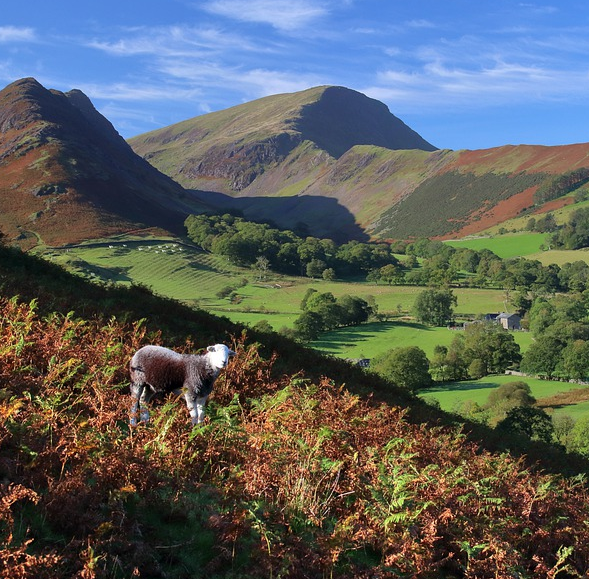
left=2, top=0, right=589, bottom=150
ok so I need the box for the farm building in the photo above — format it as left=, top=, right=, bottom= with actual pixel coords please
left=467, top=313, right=522, bottom=331
left=494, top=312, right=521, bottom=330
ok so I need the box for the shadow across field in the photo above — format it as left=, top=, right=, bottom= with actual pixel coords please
left=428, top=380, right=499, bottom=394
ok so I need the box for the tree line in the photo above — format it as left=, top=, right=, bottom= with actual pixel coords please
left=185, top=212, right=589, bottom=294
left=185, top=212, right=395, bottom=278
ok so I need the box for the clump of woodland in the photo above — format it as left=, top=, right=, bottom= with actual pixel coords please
left=1, top=246, right=589, bottom=578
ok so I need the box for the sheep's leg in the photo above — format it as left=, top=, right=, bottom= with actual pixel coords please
left=185, top=392, right=208, bottom=425
left=129, top=383, right=144, bottom=426
left=129, top=383, right=154, bottom=425
left=139, top=385, right=155, bottom=423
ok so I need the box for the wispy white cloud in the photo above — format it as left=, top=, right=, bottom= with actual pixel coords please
left=237, top=68, right=325, bottom=96
left=0, top=26, right=36, bottom=43
left=87, top=25, right=259, bottom=58
left=405, top=19, right=436, bottom=29
left=518, top=3, right=559, bottom=16
left=202, top=0, right=330, bottom=31
left=363, top=22, right=589, bottom=114
left=84, top=21, right=324, bottom=106
left=367, top=57, right=589, bottom=113
left=81, top=82, right=202, bottom=102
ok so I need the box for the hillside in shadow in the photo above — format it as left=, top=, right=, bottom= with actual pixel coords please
left=192, top=189, right=370, bottom=242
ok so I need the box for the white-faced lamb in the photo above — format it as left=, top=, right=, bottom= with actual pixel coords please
left=128, top=343, right=235, bottom=427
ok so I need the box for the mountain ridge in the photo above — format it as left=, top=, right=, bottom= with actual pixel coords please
left=1, top=78, right=589, bottom=246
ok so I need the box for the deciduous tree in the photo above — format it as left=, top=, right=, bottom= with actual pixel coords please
left=371, top=346, right=432, bottom=392
left=413, top=288, right=457, bottom=326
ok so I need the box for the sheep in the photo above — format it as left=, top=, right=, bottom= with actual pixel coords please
left=128, top=343, right=235, bottom=427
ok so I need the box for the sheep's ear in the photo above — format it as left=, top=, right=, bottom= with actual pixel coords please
left=229, top=349, right=236, bottom=357
left=207, top=345, right=215, bottom=352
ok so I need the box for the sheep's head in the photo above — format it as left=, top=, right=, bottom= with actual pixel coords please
left=206, top=344, right=236, bottom=370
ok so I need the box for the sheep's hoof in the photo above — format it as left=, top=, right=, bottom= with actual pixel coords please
left=129, top=409, right=150, bottom=426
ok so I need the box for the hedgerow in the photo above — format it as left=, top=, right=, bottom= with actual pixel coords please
left=1, top=296, right=589, bottom=578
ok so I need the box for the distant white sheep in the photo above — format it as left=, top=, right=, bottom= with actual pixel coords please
left=128, top=344, right=235, bottom=426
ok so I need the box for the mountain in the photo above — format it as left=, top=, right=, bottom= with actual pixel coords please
left=130, top=86, right=589, bottom=242
left=0, top=78, right=207, bottom=247
left=128, top=86, right=438, bottom=241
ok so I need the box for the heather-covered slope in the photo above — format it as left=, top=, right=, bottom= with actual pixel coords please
left=0, top=78, right=207, bottom=247
left=2, top=246, right=589, bottom=578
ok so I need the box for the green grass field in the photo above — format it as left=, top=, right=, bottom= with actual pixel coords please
left=527, top=248, right=589, bottom=266
left=47, top=238, right=515, bottom=323
left=313, top=321, right=533, bottom=360
left=445, top=232, right=548, bottom=258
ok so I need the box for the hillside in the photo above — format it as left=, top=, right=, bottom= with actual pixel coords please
left=129, top=85, right=437, bottom=190
left=2, top=245, right=589, bottom=577
left=129, top=86, right=589, bottom=242
left=0, top=78, right=208, bottom=247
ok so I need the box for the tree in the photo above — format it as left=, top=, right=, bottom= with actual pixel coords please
left=303, top=291, right=341, bottom=330
left=379, top=263, right=402, bottom=285
left=322, top=268, right=336, bottom=281
left=459, top=322, right=521, bottom=376
left=486, top=381, right=536, bottom=409
left=520, top=335, right=566, bottom=378
left=496, top=406, right=554, bottom=443
left=371, top=346, right=432, bottom=392
left=567, top=416, right=589, bottom=456
left=485, top=381, right=536, bottom=425
left=413, top=288, right=457, bottom=326
left=559, top=340, right=589, bottom=380
left=252, top=319, right=273, bottom=333
left=552, top=414, right=575, bottom=448
left=293, top=311, right=323, bottom=341
left=430, top=343, right=468, bottom=382
left=468, top=358, right=487, bottom=380
left=306, top=259, right=327, bottom=278
left=254, top=256, right=270, bottom=281
left=335, top=295, right=373, bottom=326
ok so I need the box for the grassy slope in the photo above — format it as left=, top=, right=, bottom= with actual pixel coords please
left=3, top=246, right=589, bottom=578
left=128, top=87, right=327, bottom=188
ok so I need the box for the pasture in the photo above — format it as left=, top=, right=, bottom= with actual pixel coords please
left=313, top=322, right=533, bottom=360
left=527, top=248, right=589, bottom=267
left=46, top=237, right=515, bottom=326
left=445, top=232, right=548, bottom=258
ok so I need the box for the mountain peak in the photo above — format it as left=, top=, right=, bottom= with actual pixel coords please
left=295, top=85, right=437, bottom=157
left=0, top=78, right=207, bottom=246
left=129, top=84, right=437, bottom=197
